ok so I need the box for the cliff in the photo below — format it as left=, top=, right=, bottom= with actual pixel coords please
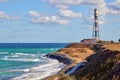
left=57, top=43, right=94, bottom=63
left=73, top=43, right=120, bottom=80
left=44, top=43, right=120, bottom=80
left=44, top=43, right=95, bottom=80
left=45, top=53, right=72, bottom=65
left=45, top=43, right=94, bottom=64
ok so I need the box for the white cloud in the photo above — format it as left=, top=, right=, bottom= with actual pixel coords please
left=48, top=0, right=104, bottom=6
left=0, top=11, right=20, bottom=20
left=107, top=8, right=120, bottom=15
left=48, top=0, right=83, bottom=5
left=28, top=10, right=70, bottom=25
left=45, top=0, right=107, bottom=25
left=95, top=4, right=108, bottom=15
left=109, top=0, right=120, bottom=10
left=82, top=16, right=104, bottom=26
left=0, top=0, right=8, bottom=2
left=28, top=11, right=41, bottom=17
left=55, top=4, right=69, bottom=9
left=107, top=0, right=120, bottom=15
left=59, top=9, right=82, bottom=18
left=0, top=0, right=18, bottom=2
left=44, top=0, right=120, bottom=25
left=47, top=0, right=105, bottom=9
left=93, top=0, right=120, bottom=16
left=90, top=0, right=120, bottom=16
left=82, top=0, right=105, bottom=5
left=47, top=0, right=120, bottom=15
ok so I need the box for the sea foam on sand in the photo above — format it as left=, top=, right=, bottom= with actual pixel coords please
left=10, top=59, right=66, bottom=80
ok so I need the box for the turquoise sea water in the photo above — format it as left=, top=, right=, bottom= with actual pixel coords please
left=0, top=43, right=68, bottom=80
left=0, top=47, right=64, bottom=80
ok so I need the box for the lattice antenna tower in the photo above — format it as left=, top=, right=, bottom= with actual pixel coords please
left=93, top=8, right=99, bottom=41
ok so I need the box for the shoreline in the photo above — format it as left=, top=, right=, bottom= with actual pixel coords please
left=45, top=53, right=73, bottom=65
left=9, top=58, right=66, bottom=80
left=43, top=43, right=95, bottom=80
left=43, top=53, right=73, bottom=80
left=40, top=43, right=120, bottom=80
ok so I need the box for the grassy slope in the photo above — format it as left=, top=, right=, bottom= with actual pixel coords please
left=44, top=43, right=94, bottom=80
left=57, top=43, right=94, bottom=63
left=74, top=43, right=120, bottom=80
left=44, top=43, right=120, bottom=80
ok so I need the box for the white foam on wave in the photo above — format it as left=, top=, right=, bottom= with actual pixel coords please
left=2, top=58, right=40, bottom=62
left=15, top=53, right=36, bottom=57
left=0, top=52, right=8, bottom=54
left=0, top=53, right=44, bottom=62
left=10, top=59, right=66, bottom=80
left=10, top=68, right=30, bottom=73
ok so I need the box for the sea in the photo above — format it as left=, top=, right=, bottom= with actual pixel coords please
left=0, top=43, right=68, bottom=80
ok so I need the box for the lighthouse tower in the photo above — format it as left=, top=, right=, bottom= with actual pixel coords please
left=93, top=8, right=99, bottom=41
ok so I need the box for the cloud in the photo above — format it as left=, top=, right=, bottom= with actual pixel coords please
left=82, top=0, right=105, bottom=5
left=0, top=0, right=8, bottom=2
left=55, top=4, right=69, bottom=9
left=48, top=0, right=83, bottom=5
left=0, top=0, right=18, bottom=2
left=109, top=0, right=120, bottom=10
left=107, top=8, right=120, bottom=15
left=45, top=0, right=107, bottom=25
left=48, top=0, right=104, bottom=6
left=47, top=0, right=120, bottom=15
left=59, top=9, right=82, bottom=18
left=44, top=0, right=120, bottom=25
left=28, top=10, right=70, bottom=25
left=28, top=11, right=41, bottom=17
left=82, top=16, right=104, bottom=26
left=47, top=0, right=105, bottom=9
left=107, top=0, right=120, bottom=15
left=94, top=0, right=120, bottom=15
left=0, top=11, right=20, bottom=21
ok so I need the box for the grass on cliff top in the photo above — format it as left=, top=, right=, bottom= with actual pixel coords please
left=103, top=43, right=120, bottom=51
left=57, top=43, right=94, bottom=63
left=45, top=43, right=120, bottom=80
left=73, top=43, right=120, bottom=80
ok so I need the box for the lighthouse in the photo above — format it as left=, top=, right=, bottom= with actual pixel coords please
left=93, top=8, right=99, bottom=41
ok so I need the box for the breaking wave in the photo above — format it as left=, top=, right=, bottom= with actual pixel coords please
left=10, top=59, right=66, bottom=80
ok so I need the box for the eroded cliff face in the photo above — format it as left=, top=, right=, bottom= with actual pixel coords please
left=57, top=43, right=94, bottom=63
left=44, top=43, right=95, bottom=80
left=74, top=43, right=120, bottom=80
left=46, top=43, right=94, bottom=64
left=45, top=43, right=120, bottom=80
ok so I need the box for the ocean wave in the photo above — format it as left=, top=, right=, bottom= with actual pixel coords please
left=0, top=52, right=8, bottom=54
left=15, top=53, right=36, bottom=56
left=10, top=59, right=66, bottom=80
left=1, top=58, right=40, bottom=62
left=0, top=53, right=47, bottom=62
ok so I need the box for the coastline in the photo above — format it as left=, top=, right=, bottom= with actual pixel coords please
left=43, top=43, right=120, bottom=80
left=0, top=45, right=68, bottom=80
left=43, top=43, right=95, bottom=80
left=43, top=53, right=73, bottom=80
left=10, top=58, right=66, bottom=80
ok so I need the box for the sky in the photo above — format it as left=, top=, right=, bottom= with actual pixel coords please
left=0, top=0, right=120, bottom=43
